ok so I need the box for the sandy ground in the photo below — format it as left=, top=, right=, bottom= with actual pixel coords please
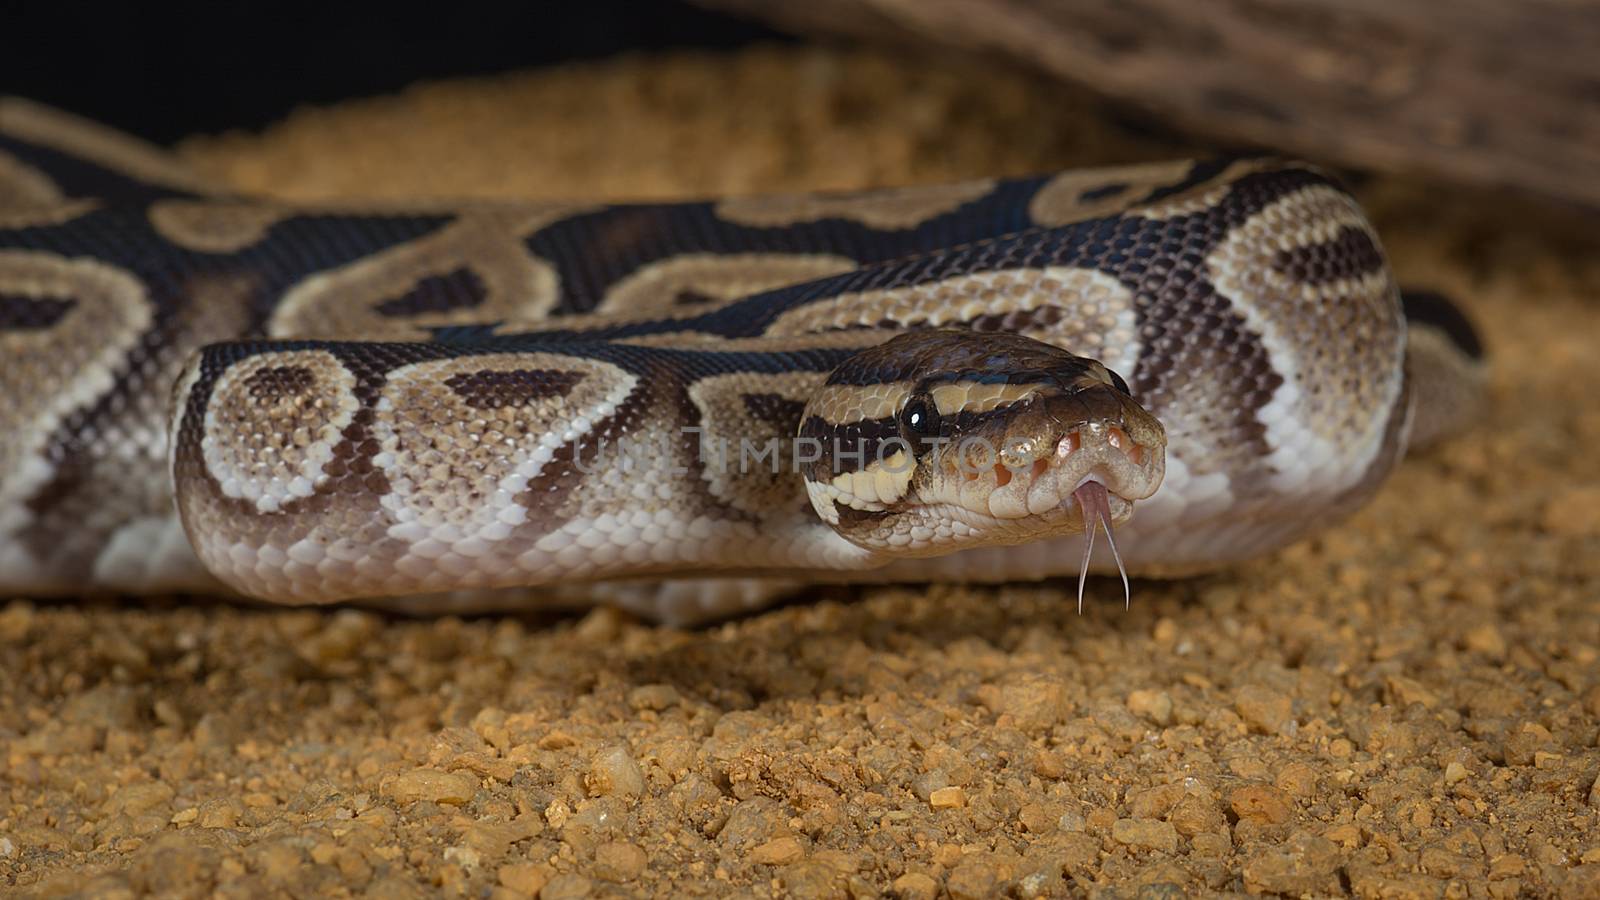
left=3, top=46, right=1599, bottom=898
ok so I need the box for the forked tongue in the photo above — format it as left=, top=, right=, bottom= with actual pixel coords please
left=1072, top=480, right=1130, bottom=614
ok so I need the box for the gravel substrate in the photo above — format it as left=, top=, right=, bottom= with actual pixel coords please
left=3, top=45, right=1598, bottom=898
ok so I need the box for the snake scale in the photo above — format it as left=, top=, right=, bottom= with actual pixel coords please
left=0, top=98, right=1486, bottom=623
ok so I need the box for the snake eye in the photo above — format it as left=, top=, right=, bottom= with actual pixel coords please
left=899, top=394, right=941, bottom=445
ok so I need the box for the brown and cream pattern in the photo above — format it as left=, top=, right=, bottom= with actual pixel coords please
left=597, top=252, right=857, bottom=314
left=0, top=98, right=1488, bottom=623
left=269, top=207, right=584, bottom=339
left=766, top=266, right=1143, bottom=373
left=0, top=251, right=152, bottom=588
left=0, top=171, right=97, bottom=228
left=716, top=179, right=996, bottom=229
left=685, top=371, right=820, bottom=517
left=148, top=200, right=296, bottom=253
left=0, top=149, right=68, bottom=207
left=200, top=349, right=361, bottom=513
left=1028, top=160, right=1194, bottom=226
left=1207, top=183, right=1405, bottom=497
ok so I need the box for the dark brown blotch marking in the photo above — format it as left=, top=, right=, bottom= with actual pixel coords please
left=1079, top=182, right=1128, bottom=202
left=18, top=456, right=105, bottom=573
left=328, top=407, right=391, bottom=496
left=372, top=267, right=489, bottom=318
left=674, top=288, right=718, bottom=306
left=22, top=458, right=85, bottom=520
left=1272, top=225, right=1384, bottom=285
left=444, top=369, right=585, bottom=410
left=968, top=304, right=1066, bottom=332
left=0, top=294, right=75, bottom=330
left=741, top=392, right=808, bottom=434
left=243, top=365, right=315, bottom=402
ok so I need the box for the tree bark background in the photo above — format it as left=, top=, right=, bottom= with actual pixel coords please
left=701, top=0, right=1600, bottom=209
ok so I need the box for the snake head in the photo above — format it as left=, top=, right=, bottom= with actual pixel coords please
left=799, top=330, right=1165, bottom=558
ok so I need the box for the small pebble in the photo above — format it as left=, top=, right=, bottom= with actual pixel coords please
left=1234, top=685, right=1292, bottom=734
left=1275, top=762, right=1318, bottom=798
left=946, top=857, right=1001, bottom=900
left=586, top=746, right=646, bottom=798
left=592, top=841, right=647, bottom=882
left=929, top=787, right=966, bottom=809
left=1151, top=618, right=1178, bottom=646
left=1192, top=833, right=1232, bottom=857
left=0, top=600, right=34, bottom=642
left=892, top=872, right=940, bottom=900
left=779, top=860, right=838, bottom=898
left=1242, top=832, right=1341, bottom=895
left=382, top=769, right=478, bottom=806
left=1111, top=818, right=1178, bottom=853
left=1229, top=785, right=1292, bottom=825
left=1464, top=624, right=1508, bottom=659
left=1324, top=824, right=1362, bottom=848
left=1127, top=689, right=1174, bottom=725
left=497, top=862, right=552, bottom=896
left=751, top=836, right=805, bottom=865
left=1489, top=855, right=1526, bottom=878
left=540, top=873, right=593, bottom=900
left=1017, top=802, right=1060, bottom=834
left=718, top=797, right=788, bottom=850
left=977, top=675, right=1071, bottom=732
left=1169, top=793, right=1226, bottom=837
left=627, top=684, right=679, bottom=711
left=1541, top=487, right=1600, bottom=536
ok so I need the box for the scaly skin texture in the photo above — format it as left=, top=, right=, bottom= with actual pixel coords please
left=0, top=98, right=1485, bottom=621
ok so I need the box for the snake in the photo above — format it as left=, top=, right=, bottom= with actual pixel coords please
left=0, top=98, right=1487, bottom=624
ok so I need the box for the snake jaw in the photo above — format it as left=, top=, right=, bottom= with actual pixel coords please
left=1053, top=420, right=1162, bottom=514
left=975, top=409, right=1164, bottom=527
left=991, top=422, right=1154, bottom=612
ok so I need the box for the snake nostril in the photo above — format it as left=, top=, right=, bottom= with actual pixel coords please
left=1103, top=426, right=1146, bottom=465
left=1073, top=425, right=1143, bottom=465
left=1105, top=425, right=1129, bottom=451
left=1056, top=431, right=1080, bottom=458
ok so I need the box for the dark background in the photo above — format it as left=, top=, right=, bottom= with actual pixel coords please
left=2, top=1, right=785, bottom=143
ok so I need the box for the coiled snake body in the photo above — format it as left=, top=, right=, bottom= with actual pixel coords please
left=0, top=99, right=1486, bottom=623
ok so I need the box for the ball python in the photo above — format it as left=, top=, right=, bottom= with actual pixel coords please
left=0, top=98, right=1486, bottom=623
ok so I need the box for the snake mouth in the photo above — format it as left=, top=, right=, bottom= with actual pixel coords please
left=1023, top=421, right=1163, bottom=612
left=961, top=417, right=1164, bottom=524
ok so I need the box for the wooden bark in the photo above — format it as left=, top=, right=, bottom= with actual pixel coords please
left=703, top=0, right=1600, bottom=208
